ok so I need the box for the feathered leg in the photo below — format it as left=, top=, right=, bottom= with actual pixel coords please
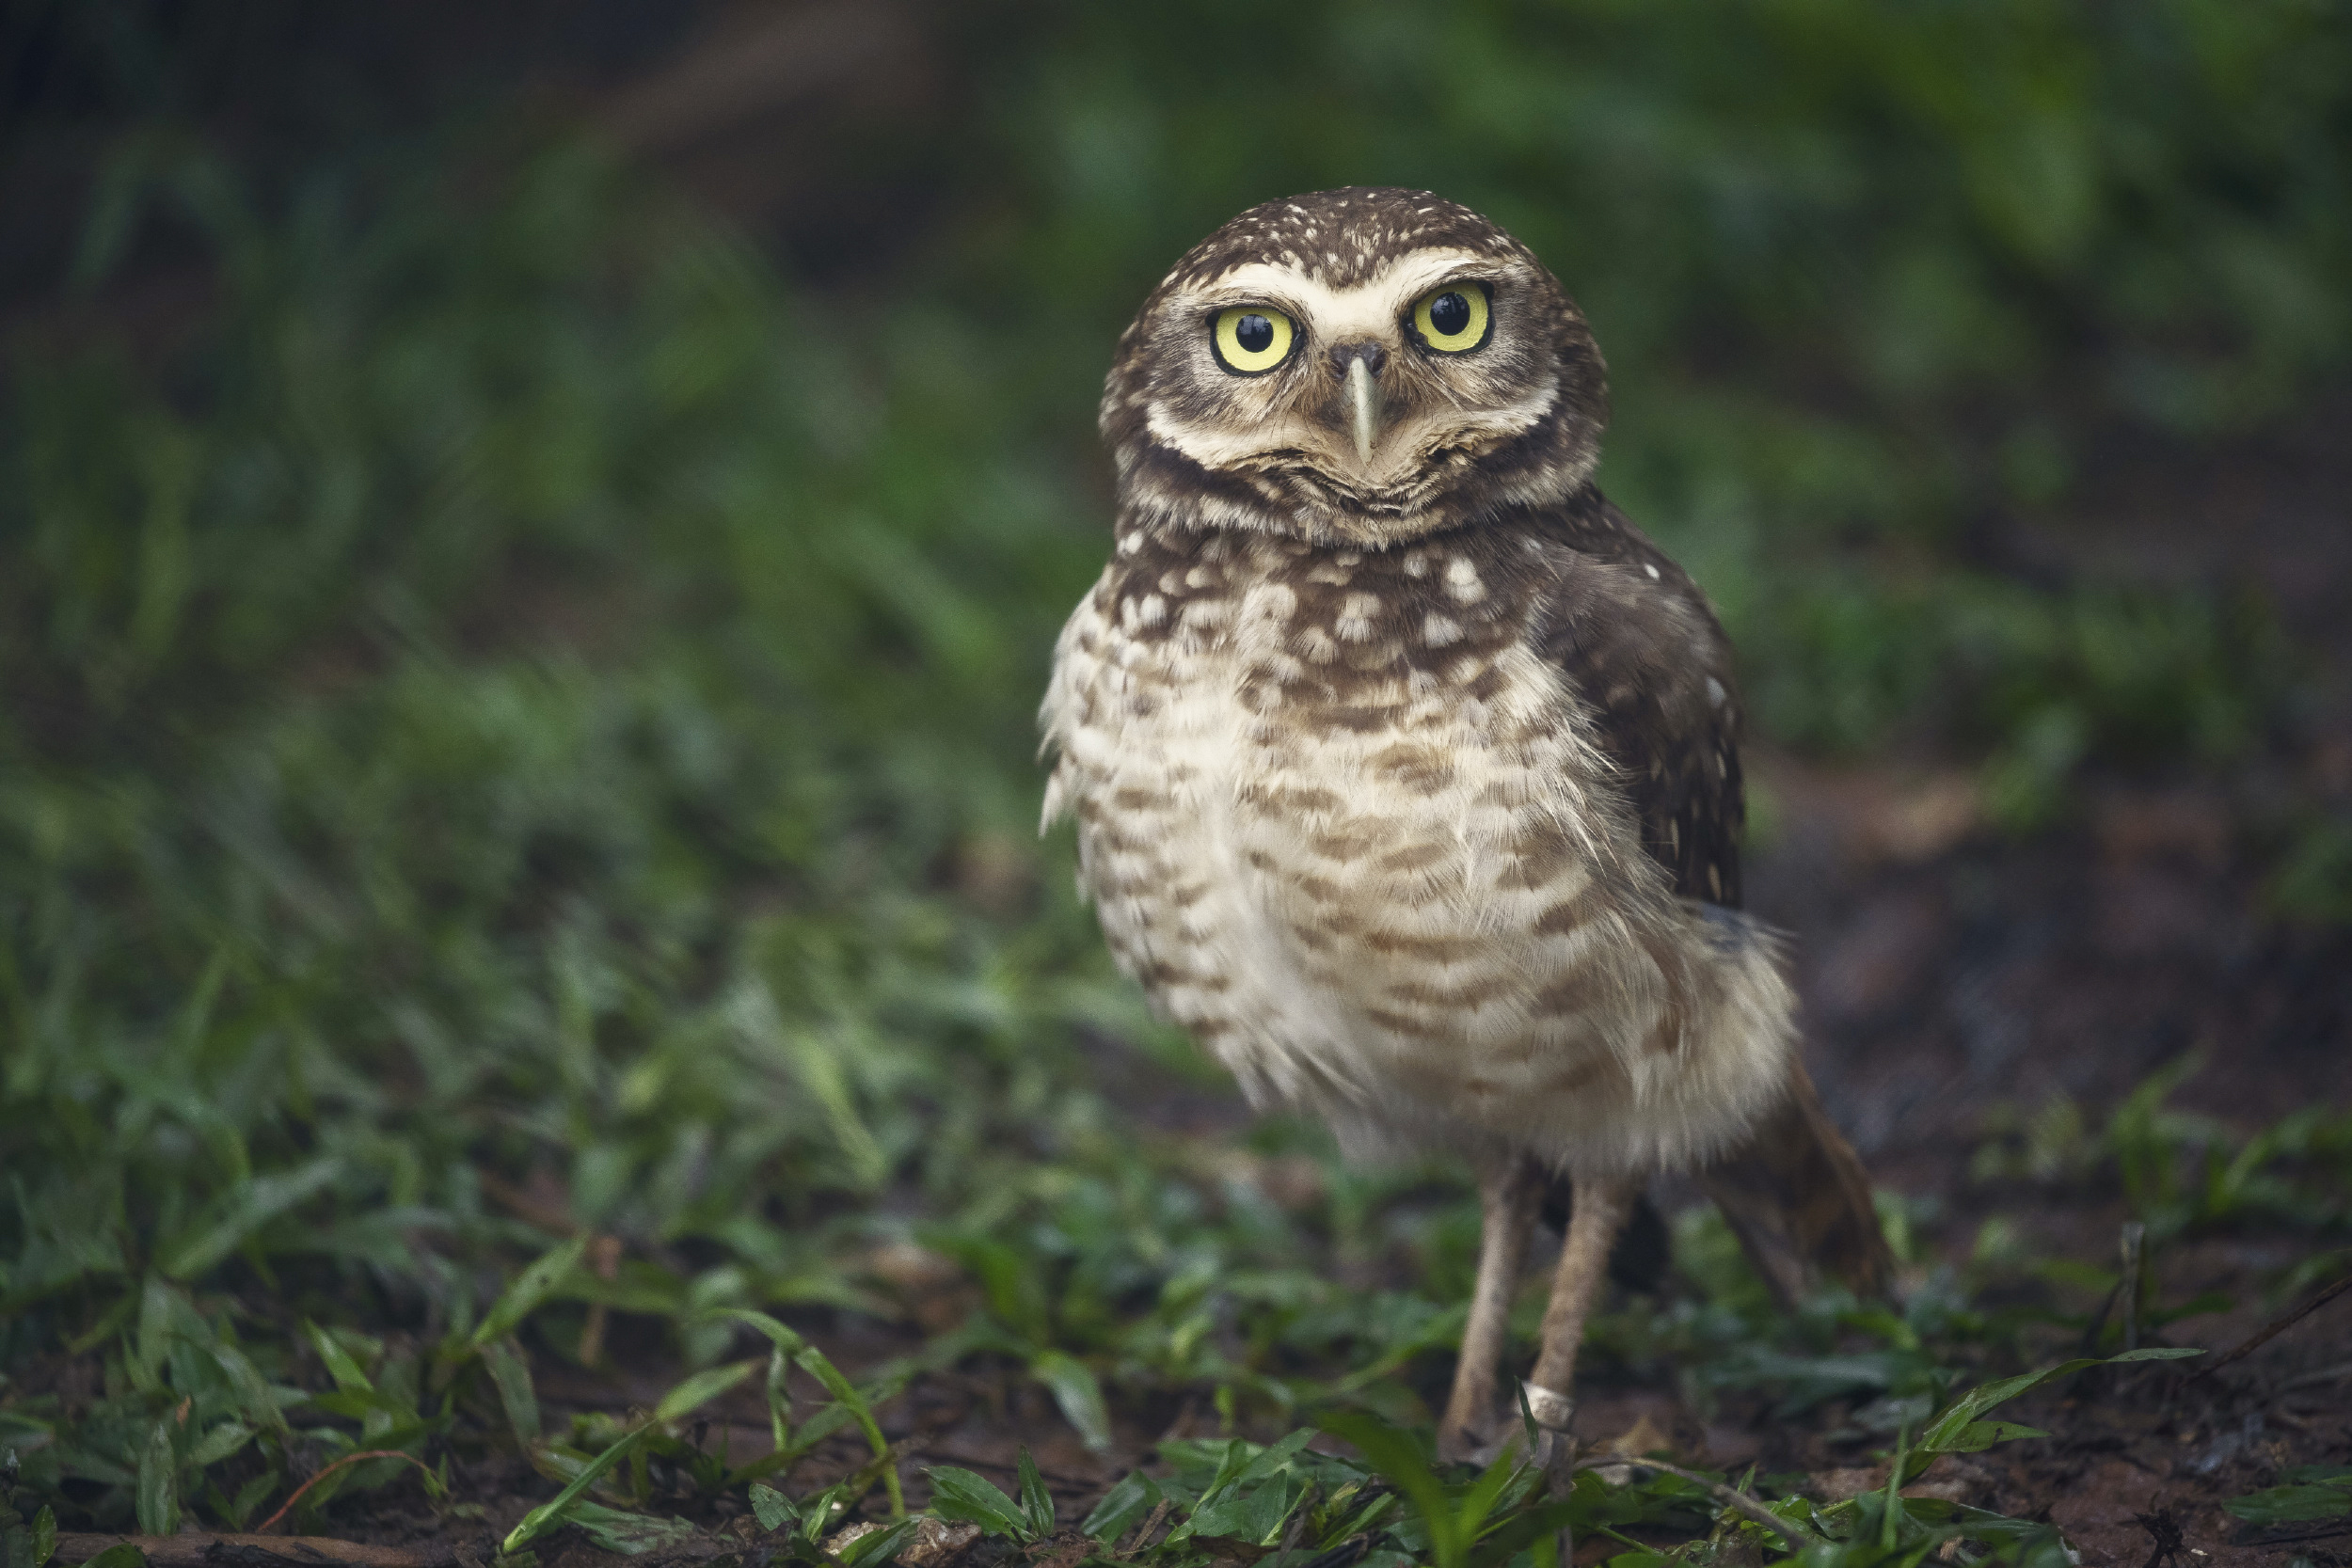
left=1437, top=1156, right=1542, bottom=1462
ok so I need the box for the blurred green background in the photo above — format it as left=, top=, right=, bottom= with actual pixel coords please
left=2, top=0, right=2350, bottom=1542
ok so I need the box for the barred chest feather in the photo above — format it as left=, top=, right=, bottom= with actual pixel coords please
left=1041, top=521, right=1794, bottom=1178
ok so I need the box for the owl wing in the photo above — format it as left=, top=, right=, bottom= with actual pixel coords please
left=1535, top=494, right=1895, bottom=1305
left=1532, top=495, right=1744, bottom=908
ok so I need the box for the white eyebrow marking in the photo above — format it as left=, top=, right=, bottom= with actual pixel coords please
left=1198, top=249, right=1497, bottom=341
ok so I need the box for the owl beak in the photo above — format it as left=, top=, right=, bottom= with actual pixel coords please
left=1343, top=354, right=1383, bottom=467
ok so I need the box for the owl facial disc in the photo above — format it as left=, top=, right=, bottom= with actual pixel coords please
left=1101, top=188, right=1610, bottom=546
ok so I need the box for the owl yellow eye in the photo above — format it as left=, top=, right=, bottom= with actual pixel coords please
left=1212, top=306, right=1296, bottom=374
left=1411, top=284, right=1491, bottom=353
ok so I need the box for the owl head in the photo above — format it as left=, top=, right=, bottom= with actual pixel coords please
left=1101, top=188, right=1608, bottom=548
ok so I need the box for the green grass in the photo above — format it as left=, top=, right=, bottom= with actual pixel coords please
left=5, top=4, right=2352, bottom=1562
left=1972, top=1053, right=2352, bottom=1249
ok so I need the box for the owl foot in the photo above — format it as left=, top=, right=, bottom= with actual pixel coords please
left=1435, top=1419, right=1496, bottom=1466
left=1516, top=1383, right=1578, bottom=1494
left=1437, top=1383, right=1576, bottom=1471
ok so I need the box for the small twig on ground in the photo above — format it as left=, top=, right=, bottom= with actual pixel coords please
left=2131, top=1506, right=2184, bottom=1568
left=54, top=1535, right=453, bottom=1568
left=1575, top=1457, right=1823, bottom=1552
left=2194, top=1273, right=2352, bottom=1381
left=255, top=1449, right=437, bottom=1533
left=1114, top=1498, right=1172, bottom=1560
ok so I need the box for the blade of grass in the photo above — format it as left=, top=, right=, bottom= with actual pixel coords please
left=136, top=1416, right=180, bottom=1536
left=1016, top=1448, right=1055, bottom=1539
left=652, top=1359, right=757, bottom=1423
left=762, top=1343, right=792, bottom=1454
left=1916, top=1347, right=2199, bottom=1453
left=502, top=1361, right=755, bottom=1552
left=701, top=1309, right=901, bottom=1517
left=1881, top=1422, right=1911, bottom=1550
left=467, top=1238, right=588, bottom=1354
left=504, top=1425, right=649, bottom=1552
left=926, top=1467, right=1034, bottom=1541
left=304, top=1323, right=375, bottom=1395
left=1317, top=1411, right=1460, bottom=1568
left=1029, top=1350, right=1112, bottom=1453
left=480, top=1338, right=541, bottom=1446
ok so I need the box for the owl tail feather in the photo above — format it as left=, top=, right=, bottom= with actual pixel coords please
left=1692, top=1060, right=1895, bottom=1307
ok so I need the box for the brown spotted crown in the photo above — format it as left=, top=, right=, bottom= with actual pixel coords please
left=1101, top=188, right=1609, bottom=548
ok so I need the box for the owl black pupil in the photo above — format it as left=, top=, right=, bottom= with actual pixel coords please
left=1235, top=314, right=1274, bottom=354
left=1430, top=292, right=1471, bottom=336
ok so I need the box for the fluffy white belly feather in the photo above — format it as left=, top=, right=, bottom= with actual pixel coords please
left=1041, top=539, right=1794, bottom=1178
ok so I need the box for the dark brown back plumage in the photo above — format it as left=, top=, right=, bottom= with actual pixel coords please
left=1533, top=491, right=1895, bottom=1306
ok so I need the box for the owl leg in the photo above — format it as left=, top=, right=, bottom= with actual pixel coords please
left=1526, top=1172, right=1639, bottom=1494
left=1436, top=1155, right=1543, bottom=1462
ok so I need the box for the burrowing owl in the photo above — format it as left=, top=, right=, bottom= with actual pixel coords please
left=1041, top=189, right=1890, bottom=1462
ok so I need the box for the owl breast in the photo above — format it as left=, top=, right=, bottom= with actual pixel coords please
left=1041, top=528, right=1794, bottom=1177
